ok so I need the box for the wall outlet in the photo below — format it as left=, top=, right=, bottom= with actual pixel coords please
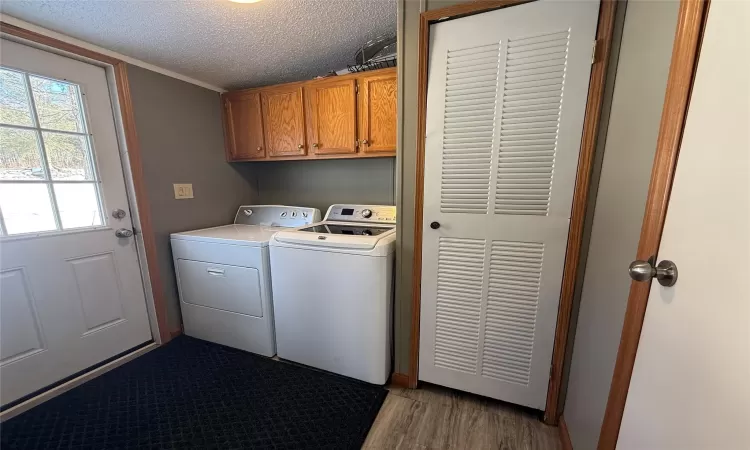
left=173, top=183, right=194, bottom=199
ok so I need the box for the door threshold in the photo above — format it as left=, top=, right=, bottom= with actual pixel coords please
left=0, top=342, right=158, bottom=422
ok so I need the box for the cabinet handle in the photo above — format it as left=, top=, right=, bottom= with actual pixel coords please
left=312, top=143, right=319, bottom=148
left=298, top=144, right=304, bottom=149
left=256, top=146, right=262, bottom=151
left=360, top=139, right=369, bottom=145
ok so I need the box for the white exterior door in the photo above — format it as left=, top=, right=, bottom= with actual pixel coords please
left=0, top=39, right=152, bottom=405
left=617, top=1, right=749, bottom=448
left=419, top=0, right=599, bottom=409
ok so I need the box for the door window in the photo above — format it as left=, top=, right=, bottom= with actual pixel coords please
left=0, top=67, right=103, bottom=236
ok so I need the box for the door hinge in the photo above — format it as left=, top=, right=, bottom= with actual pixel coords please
left=591, top=39, right=599, bottom=64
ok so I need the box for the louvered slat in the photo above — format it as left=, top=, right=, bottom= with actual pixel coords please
left=482, top=240, right=543, bottom=385
left=440, top=42, right=500, bottom=214
left=495, top=31, right=570, bottom=216
left=434, top=237, right=486, bottom=374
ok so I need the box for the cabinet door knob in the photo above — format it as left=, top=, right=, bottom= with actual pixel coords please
left=298, top=144, right=304, bottom=149
left=360, top=139, right=369, bottom=145
left=256, top=146, right=262, bottom=151
left=312, top=143, right=319, bottom=148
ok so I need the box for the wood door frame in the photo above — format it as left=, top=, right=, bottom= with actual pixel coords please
left=597, top=0, right=710, bottom=448
left=0, top=21, right=172, bottom=344
left=407, top=0, right=617, bottom=424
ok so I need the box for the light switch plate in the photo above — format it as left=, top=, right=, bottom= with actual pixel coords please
left=173, top=183, right=194, bottom=199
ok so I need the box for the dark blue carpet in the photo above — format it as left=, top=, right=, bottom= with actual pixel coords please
left=1, top=336, right=387, bottom=449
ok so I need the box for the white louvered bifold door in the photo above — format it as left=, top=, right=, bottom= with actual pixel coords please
left=419, top=0, right=599, bottom=410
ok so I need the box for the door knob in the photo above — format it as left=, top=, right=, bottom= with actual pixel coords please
left=430, top=221, right=440, bottom=230
left=115, top=228, right=134, bottom=238
left=112, top=208, right=126, bottom=219
left=298, top=144, right=304, bottom=149
left=629, top=259, right=678, bottom=287
left=312, top=143, right=319, bottom=148
left=360, top=139, right=369, bottom=145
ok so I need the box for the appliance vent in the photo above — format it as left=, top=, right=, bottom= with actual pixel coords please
left=494, top=30, right=570, bottom=216
left=482, top=240, right=543, bottom=385
left=440, top=42, right=501, bottom=214
left=434, top=237, right=486, bottom=374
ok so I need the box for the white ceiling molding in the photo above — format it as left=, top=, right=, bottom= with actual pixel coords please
left=0, top=14, right=226, bottom=92
left=0, top=1, right=397, bottom=90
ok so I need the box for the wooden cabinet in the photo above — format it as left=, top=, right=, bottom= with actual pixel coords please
left=261, top=85, right=306, bottom=157
left=222, top=68, right=396, bottom=162
left=358, top=73, right=397, bottom=153
left=223, top=91, right=265, bottom=160
left=305, top=79, right=357, bottom=155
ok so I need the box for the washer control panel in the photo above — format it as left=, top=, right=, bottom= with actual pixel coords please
left=325, top=204, right=397, bottom=224
left=234, top=205, right=320, bottom=227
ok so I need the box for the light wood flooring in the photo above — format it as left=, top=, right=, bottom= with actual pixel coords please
left=363, top=383, right=561, bottom=450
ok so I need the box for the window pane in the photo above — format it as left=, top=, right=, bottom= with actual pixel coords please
left=0, top=183, right=56, bottom=234
left=53, top=183, right=102, bottom=229
left=0, top=69, right=34, bottom=127
left=42, top=132, right=94, bottom=180
left=29, top=76, right=85, bottom=133
left=0, top=127, right=46, bottom=180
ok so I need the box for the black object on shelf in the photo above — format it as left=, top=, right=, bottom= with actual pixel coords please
left=347, top=56, right=397, bottom=73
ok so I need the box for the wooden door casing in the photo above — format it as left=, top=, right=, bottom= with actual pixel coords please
left=223, top=91, right=265, bottom=160
left=261, top=85, right=306, bottom=157
left=305, top=79, right=357, bottom=155
left=358, top=73, right=397, bottom=153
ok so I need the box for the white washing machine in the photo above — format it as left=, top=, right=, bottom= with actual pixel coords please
left=269, top=204, right=396, bottom=384
left=170, top=205, right=320, bottom=356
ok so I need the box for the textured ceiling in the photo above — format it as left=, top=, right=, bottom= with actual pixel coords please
left=0, top=0, right=397, bottom=90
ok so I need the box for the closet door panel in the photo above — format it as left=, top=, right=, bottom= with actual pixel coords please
left=419, top=0, right=599, bottom=410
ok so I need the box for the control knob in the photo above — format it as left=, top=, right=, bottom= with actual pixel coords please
left=361, top=209, right=372, bottom=218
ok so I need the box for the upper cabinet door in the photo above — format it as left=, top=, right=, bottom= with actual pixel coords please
left=305, top=79, right=358, bottom=155
left=261, top=86, right=306, bottom=157
left=223, top=92, right=265, bottom=160
left=358, top=73, right=397, bottom=153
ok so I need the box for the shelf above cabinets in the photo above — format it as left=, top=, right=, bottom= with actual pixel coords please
left=222, top=68, right=396, bottom=162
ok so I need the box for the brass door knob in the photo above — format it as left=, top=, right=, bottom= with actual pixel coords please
left=360, top=139, right=369, bottom=145
left=298, top=144, right=304, bottom=149
left=256, top=147, right=262, bottom=151
left=312, top=143, right=319, bottom=148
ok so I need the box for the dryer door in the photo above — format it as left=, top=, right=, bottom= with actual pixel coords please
left=176, top=259, right=263, bottom=317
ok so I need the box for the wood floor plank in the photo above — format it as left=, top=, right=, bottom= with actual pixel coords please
left=369, top=384, right=562, bottom=450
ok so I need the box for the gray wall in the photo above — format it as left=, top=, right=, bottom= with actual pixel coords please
left=562, top=1, right=679, bottom=449
left=252, top=158, right=396, bottom=214
left=126, top=64, right=258, bottom=330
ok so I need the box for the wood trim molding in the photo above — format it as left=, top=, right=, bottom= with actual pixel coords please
left=597, top=1, right=710, bottom=448
left=1, top=21, right=171, bottom=345
left=421, top=0, right=534, bottom=22
left=543, top=0, right=617, bottom=425
left=1, top=21, right=121, bottom=65
left=408, top=0, right=616, bottom=424
left=559, top=415, right=573, bottom=450
left=390, top=372, right=410, bottom=388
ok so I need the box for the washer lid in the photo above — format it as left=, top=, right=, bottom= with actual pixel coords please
left=272, top=224, right=395, bottom=251
left=171, top=224, right=283, bottom=246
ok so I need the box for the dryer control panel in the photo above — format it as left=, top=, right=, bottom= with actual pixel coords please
left=234, top=205, right=320, bottom=227
left=325, top=204, right=397, bottom=224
